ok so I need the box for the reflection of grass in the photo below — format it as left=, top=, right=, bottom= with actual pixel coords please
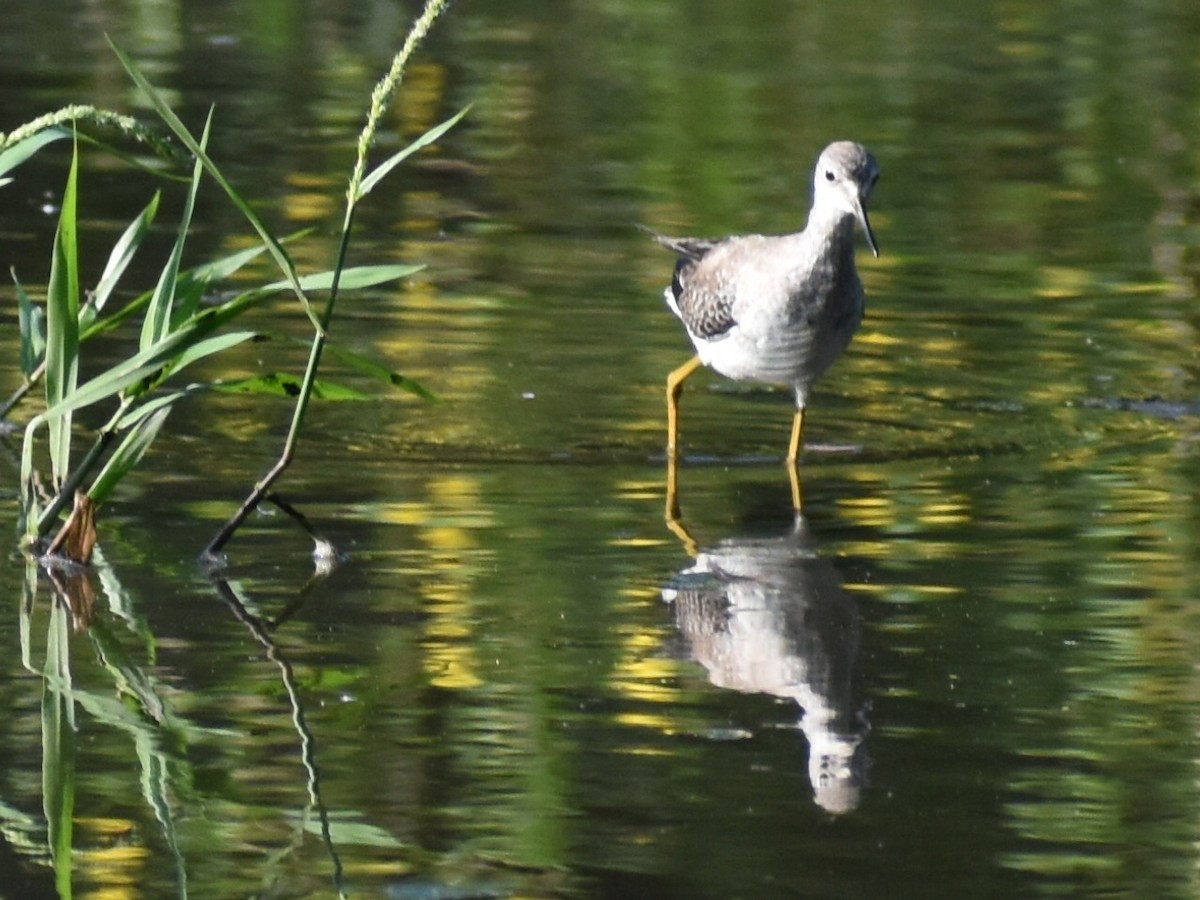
left=1, top=0, right=459, bottom=893
left=28, top=551, right=199, bottom=898
left=2, top=0, right=459, bottom=565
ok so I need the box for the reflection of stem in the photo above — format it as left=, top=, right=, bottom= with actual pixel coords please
left=31, top=556, right=195, bottom=897
left=42, top=599, right=76, bottom=898
left=210, top=577, right=345, bottom=898
left=20, top=556, right=37, bottom=672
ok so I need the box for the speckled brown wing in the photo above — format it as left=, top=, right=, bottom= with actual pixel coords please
left=653, top=233, right=738, bottom=340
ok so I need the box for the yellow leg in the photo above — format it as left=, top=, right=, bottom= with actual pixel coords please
left=665, top=355, right=703, bottom=556
left=666, top=355, right=702, bottom=458
left=786, top=406, right=805, bottom=510
left=786, top=406, right=806, bottom=464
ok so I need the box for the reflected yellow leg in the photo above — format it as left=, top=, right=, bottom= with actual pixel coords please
left=666, top=355, right=702, bottom=458
left=788, top=460, right=804, bottom=511
left=664, top=452, right=699, bottom=558
left=787, top=406, right=806, bottom=510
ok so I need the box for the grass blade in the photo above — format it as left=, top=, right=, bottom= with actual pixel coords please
left=89, top=191, right=160, bottom=324
left=263, top=263, right=425, bottom=293
left=109, top=39, right=323, bottom=335
left=0, top=127, right=69, bottom=181
left=114, top=388, right=201, bottom=431
left=45, top=133, right=81, bottom=486
left=141, top=111, right=211, bottom=351
left=81, top=230, right=312, bottom=343
left=212, top=374, right=371, bottom=401
left=167, top=330, right=260, bottom=373
left=14, top=272, right=46, bottom=378
left=357, top=105, right=470, bottom=200
left=87, top=406, right=172, bottom=504
left=317, top=340, right=438, bottom=401
left=42, top=304, right=258, bottom=422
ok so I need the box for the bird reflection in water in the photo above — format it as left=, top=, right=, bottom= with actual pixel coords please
left=662, top=510, right=869, bottom=814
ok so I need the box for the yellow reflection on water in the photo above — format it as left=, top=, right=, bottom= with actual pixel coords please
left=74, top=816, right=150, bottom=899
left=393, top=473, right=493, bottom=691
left=282, top=171, right=339, bottom=224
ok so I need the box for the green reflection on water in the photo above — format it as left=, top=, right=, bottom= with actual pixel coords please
left=0, top=0, right=1198, bottom=897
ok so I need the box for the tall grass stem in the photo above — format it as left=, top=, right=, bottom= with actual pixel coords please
left=204, top=0, right=453, bottom=560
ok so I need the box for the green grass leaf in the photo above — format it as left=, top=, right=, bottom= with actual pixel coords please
left=318, top=340, right=438, bottom=401
left=81, top=230, right=312, bottom=343
left=357, top=105, right=470, bottom=200
left=0, top=127, right=69, bottom=181
left=87, top=406, right=171, bottom=505
left=167, top=330, right=260, bottom=375
left=263, top=263, right=425, bottom=293
left=141, top=111, right=211, bottom=351
left=88, top=191, right=160, bottom=326
left=44, top=133, right=81, bottom=485
left=212, top=373, right=371, bottom=401
left=41, top=304, right=258, bottom=422
left=14, top=272, right=45, bottom=378
left=109, top=39, right=323, bottom=335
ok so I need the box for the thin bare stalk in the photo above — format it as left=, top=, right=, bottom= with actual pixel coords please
left=0, top=361, right=42, bottom=420
left=204, top=0, right=452, bottom=560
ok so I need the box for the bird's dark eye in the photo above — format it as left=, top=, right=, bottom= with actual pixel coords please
left=824, top=170, right=836, bottom=182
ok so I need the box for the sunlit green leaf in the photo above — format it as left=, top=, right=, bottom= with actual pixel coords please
left=357, top=105, right=471, bottom=200
left=109, top=39, right=322, bottom=334
left=88, top=406, right=171, bottom=504
left=89, top=191, right=160, bottom=325
left=41, top=298, right=259, bottom=422
left=14, top=272, right=45, bottom=378
left=112, top=388, right=198, bottom=431
left=0, top=127, right=69, bottom=180
left=263, top=263, right=425, bottom=293
left=81, top=230, right=312, bottom=342
left=212, top=373, right=371, bottom=401
left=141, top=111, right=211, bottom=351
left=318, top=340, right=438, bottom=401
left=45, top=133, right=81, bottom=485
left=167, top=330, right=259, bottom=376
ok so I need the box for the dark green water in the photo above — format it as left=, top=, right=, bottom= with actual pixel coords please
left=1, top=1, right=1198, bottom=897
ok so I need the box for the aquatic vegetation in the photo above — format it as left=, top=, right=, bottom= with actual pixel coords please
left=1, top=0, right=460, bottom=566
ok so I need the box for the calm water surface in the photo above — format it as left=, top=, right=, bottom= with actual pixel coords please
left=1, top=1, right=1198, bottom=897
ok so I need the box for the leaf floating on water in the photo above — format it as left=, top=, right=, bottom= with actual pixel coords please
left=293, top=813, right=405, bottom=849
left=262, top=263, right=426, bottom=293
left=213, top=373, right=371, bottom=401
left=384, top=879, right=511, bottom=900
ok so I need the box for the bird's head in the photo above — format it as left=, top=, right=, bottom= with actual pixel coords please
left=813, top=141, right=880, bottom=257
